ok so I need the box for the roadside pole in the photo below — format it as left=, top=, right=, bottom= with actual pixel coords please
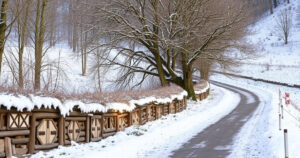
left=279, top=114, right=281, bottom=130
left=279, top=89, right=281, bottom=114
left=284, top=129, right=289, bottom=158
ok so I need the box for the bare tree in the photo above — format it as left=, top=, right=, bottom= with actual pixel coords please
left=0, top=0, right=8, bottom=74
left=0, top=0, right=23, bottom=75
left=90, top=48, right=107, bottom=92
left=276, top=9, right=292, bottom=44
left=16, top=0, right=31, bottom=89
left=84, top=0, right=252, bottom=99
left=34, top=0, right=48, bottom=90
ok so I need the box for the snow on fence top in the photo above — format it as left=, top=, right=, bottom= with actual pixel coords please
left=0, top=80, right=209, bottom=116
left=194, top=81, right=210, bottom=95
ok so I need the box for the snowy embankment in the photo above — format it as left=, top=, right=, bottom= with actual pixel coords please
left=211, top=75, right=300, bottom=158
left=31, top=84, right=240, bottom=158
left=216, top=0, right=300, bottom=85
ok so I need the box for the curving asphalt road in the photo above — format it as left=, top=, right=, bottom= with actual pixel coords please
left=170, top=81, right=260, bottom=158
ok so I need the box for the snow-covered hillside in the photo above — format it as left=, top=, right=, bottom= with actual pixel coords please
left=217, top=0, right=300, bottom=86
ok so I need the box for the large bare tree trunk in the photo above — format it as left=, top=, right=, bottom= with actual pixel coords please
left=0, top=0, right=8, bottom=75
left=153, top=0, right=168, bottom=87
left=34, top=0, right=48, bottom=91
left=154, top=51, right=168, bottom=86
left=18, top=0, right=31, bottom=89
left=182, top=53, right=196, bottom=100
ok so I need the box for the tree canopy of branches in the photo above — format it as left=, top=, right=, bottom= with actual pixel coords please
left=84, top=0, right=251, bottom=99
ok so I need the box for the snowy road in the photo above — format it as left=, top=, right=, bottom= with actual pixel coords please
left=170, top=81, right=260, bottom=158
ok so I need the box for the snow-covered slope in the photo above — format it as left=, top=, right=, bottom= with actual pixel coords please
left=217, top=0, right=300, bottom=85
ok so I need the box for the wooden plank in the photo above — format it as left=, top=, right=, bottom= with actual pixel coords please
left=102, top=113, right=118, bottom=117
left=0, top=152, right=5, bottom=158
left=0, top=139, right=3, bottom=152
left=174, top=101, right=178, bottom=113
left=128, top=112, right=132, bottom=127
left=68, top=111, right=88, bottom=117
left=91, top=115, right=102, bottom=119
left=116, top=115, right=119, bottom=131
left=58, top=116, right=64, bottom=146
left=103, top=128, right=116, bottom=133
left=100, top=116, right=104, bottom=138
left=118, top=113, right=128, bottom=118
left=11, top=138, right=29, bottom=144
left=85, top=116, right=90, bottom=143
left=80, top=131, right=86, bottom=137
left=65, top=117, right=86, bottom=121
left=35, top=113, right=60, bottom=119
left=90, top=137, right=102, bottom=142
left=102, top=132, right=115, bottom=138
left=0, top=113, right=3, bottom=130
left=12, top=144, right=16, bottom=155
left=28, top=113, right=36, bottom=154
left=78, top=137, right=85, bottom=142
left=4, top=137, right=12, bottom=158
left=0, top=127, right=6, bottom=131
left=32, top=108, right=59, bottom=113
left=15, top=148, right=28, bottom=155
left=138, top=109, right=142, bottom=125
left=34, top=143, right=59, bottom=150
left=0, top=130, right=30, bottom=137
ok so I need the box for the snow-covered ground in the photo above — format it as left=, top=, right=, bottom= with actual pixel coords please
left=211, top=74, right=300, bottom=158
left=217, top=0, right=300, bottom=85
left=31, top=84, right=240, bottom=158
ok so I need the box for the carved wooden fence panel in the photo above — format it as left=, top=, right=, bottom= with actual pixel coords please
left=0, top=86, right=210, bottom=157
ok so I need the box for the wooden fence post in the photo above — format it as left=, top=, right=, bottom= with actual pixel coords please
left=116, top=115, right=119, bottom=132
left=28, top=113, right=36, bottom=154
left=100, top=116, right=104, bottom=138
left=128, top=112, right=132, bottom=126
left=138, top=109, right=142, bottom=125
left=4, top=137, right=12, bottom=157
left=86, top=116, right=90, bottom=143
left=58, top=116, right=64, bottom=146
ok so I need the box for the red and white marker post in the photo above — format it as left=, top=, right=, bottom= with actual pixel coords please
left=284, top=92, right=290, bottom=106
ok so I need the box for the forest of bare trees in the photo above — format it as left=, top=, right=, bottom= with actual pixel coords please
left=0, top=0, right=291, bottom=99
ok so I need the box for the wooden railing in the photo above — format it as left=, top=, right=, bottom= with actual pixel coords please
left=0, top=81, right=210, bottom=157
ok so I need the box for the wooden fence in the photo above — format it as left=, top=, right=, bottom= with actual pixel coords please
left=0, top=86, right=209, bottom=157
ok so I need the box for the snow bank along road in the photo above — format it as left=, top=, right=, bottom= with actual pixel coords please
left=171, top=81, right=260, bottom=158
